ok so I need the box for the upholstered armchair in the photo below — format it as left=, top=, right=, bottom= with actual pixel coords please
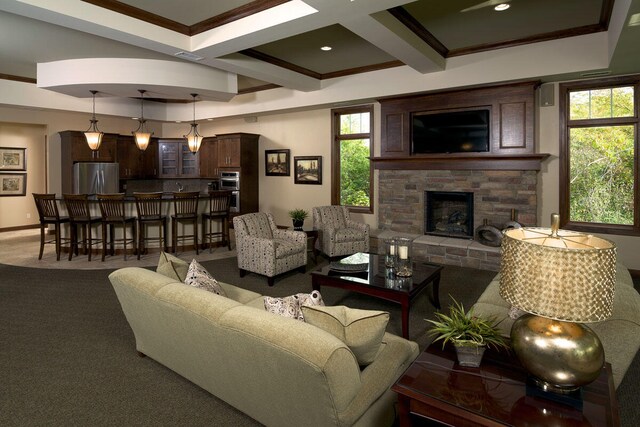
left=312, top=206, right=370, bottom=258
left=233, top=212, right=307, bottom=286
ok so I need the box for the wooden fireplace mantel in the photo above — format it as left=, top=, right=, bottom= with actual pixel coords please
left=370, top=153, right=551, bottom=171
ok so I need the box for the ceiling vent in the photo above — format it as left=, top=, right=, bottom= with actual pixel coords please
left=580, top=70, right=611, bottom=77
left=174, top=51, right=205, bottom=61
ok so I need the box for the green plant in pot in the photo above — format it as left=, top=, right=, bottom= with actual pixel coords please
left=426, top=298, right=509, bottom=367
left=288, top=208, right=308, bottom=230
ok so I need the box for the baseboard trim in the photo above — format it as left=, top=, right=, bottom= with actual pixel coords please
left=0, top=224, right=39, bottom=233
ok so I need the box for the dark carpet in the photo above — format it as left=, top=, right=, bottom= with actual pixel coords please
left=1, top=258, right=638, bottom=426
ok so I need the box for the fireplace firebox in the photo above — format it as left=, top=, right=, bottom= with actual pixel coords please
left=425, top=191, right=474, bottom=239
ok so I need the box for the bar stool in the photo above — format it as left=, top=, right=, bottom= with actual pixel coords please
left=133, top=192, right=168, bottom=260
left=97, top=193, right=137, bottom=261
left=171, top=191, right=200, bottom=255
left=32, top=193, right=70, bottom=261
left=202, top=190, right=232, bottom=252
left=63, top=193, right=102, bottom=261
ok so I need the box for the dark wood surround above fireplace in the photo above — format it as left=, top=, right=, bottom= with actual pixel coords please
left=372, top=81, right=550, bottom=170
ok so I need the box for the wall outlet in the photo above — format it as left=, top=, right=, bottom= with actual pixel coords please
left=26, top=213, right=31, bottom=219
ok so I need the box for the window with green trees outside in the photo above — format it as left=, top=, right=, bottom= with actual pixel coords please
left=332, top=106, right=373, bottom=212
left=560, top=77, right=639, bottom=235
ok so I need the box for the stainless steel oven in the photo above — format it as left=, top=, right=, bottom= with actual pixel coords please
left=229, top=190, right=239, bottom=213
left=220, top=171, right=240, bottom=191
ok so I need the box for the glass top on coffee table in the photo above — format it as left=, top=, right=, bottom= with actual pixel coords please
left=311, top=253, right=442, bottom=338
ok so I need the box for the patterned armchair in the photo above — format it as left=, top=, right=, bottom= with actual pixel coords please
left=312, top=206, right=370, bottom=258
left=233, top=212, right=307, bottom=286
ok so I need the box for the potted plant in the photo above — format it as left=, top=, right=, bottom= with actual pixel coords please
left=426, top=298, right=508, bottom=367
left=288, top=208, right=308, bottom=230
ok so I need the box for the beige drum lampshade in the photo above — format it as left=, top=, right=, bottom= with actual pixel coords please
left=499, top=214, right=617, bottom=323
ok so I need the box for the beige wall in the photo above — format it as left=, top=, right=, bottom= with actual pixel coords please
left=162, top=106, right=380, bottom=229
left=0, top=122, right=46, bottom=229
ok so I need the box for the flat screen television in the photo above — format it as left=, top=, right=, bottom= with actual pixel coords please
left=412, top=109, right=490, bottom=154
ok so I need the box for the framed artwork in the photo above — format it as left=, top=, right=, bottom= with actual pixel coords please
left=0, top=147, right=26, bottom=171
left=265, top=149, right=290, bottom=176
left=294, top=156, right=322, bottom=185
left=0, top=173, right=27, bottom=196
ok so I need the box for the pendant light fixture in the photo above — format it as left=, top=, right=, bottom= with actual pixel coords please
left=132, top=89, right=153, bottom=151
left=84, top=90, right=104, bottom=151
left=184, top=93, right=203, bottom=154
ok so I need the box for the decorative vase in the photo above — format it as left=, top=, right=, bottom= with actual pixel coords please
left=454, top=344, right=486, bottom=367
left=292, top=219, right=304, bottom=230
left=395, top=237, right=413, bottom=277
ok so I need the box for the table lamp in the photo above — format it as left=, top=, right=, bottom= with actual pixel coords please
left=499, top=213, right=616, bottom=395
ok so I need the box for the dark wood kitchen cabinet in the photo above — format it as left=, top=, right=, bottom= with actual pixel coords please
left=199, top=137, right=219, bottom=178
left=117, top=135, right=142, bottom=179
left=158, top=139, right=199, bottom=178
left=61, top=130, right=117, bottom=163
left=217, top=134, right=243, bottom=168
left=117, top=136, right=159, bottom=179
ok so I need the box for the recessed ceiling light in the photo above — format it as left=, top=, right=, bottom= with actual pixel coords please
left=494, top=3, right=510, bottom=11
left=320, top=46, right=332, bottom=51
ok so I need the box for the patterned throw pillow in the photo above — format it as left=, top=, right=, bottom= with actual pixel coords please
left=301, top=305, right=389, bottom=365
left=264, top=291, right=324, bottom=321
left=156, top=251, right=189, bottom=282
left=184, top=259, right=227, bottom=297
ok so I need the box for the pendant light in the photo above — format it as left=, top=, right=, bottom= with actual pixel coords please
left=132, top=89, right=153, bottom=151
left=84, top=90, right=104, bottom=151
left=184, top=93, right=203, bottom=154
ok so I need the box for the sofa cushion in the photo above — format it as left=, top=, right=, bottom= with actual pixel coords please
left=264, top=291, right=324, bottom=320
left=301, top=305, right=389, bottom=365
left=184, top=259, right=226, bottom=297
left=156, top=251, right=189, bottom=282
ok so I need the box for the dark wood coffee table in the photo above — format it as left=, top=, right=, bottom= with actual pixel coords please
left=310, top=253, right=442, bottom=338
left=392, top=343, right=620, bottom=427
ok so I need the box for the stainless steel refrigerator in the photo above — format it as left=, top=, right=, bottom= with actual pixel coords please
left=73, top=162, right=120, bottom=194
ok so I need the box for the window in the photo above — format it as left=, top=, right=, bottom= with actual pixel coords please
left=331, top=106, right=373, bottom=213
left=559, top=77, right=639, bottom=235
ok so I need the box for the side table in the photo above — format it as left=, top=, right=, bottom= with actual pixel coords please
left=392, top=343, right=620, bottom=427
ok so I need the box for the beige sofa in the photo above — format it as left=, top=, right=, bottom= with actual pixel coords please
left=108, top=266, right=419, bottom=427
left=472, top=263, right=640, bottom=388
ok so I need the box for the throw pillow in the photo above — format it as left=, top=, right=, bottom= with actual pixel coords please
left=184, top=259, right=226, bottom=297
left=301, top=305, right=389, bottom=365
left=264, top=291, right=324, bottom=321
left=156, top=251, right=189, bottom=282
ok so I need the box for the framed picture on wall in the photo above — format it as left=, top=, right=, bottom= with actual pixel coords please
left=265, top=149, right=290, bottom=176
left=0, top=173, right=27, bottom=196
left=0, top=147, right=26, bottom=171
left=294, top=156, right=322, bottom=185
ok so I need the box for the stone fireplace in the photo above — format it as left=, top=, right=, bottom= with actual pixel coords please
left=376, top=169, right=539, bottom=270
left=378, top=169, right=538, bottom=234
left=425, top=191, right=474, bottom=239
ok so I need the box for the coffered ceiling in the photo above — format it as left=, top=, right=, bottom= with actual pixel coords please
left=0, top=0, right=636, bottom=103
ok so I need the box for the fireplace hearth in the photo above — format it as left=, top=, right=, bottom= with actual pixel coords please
left=425, top=191, right=474, bottom=239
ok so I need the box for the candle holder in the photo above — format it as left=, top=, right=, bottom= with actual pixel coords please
left=395, top=237, right=413, bottom=277
left=384, top=238, right=397, bottom=269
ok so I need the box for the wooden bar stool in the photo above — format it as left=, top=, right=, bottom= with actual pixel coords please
left=97, top=193, right=137, bottom=261
left=63, top=193, right=102, bottom=261
left=171, top=191, right=200, bottom=255
left=202, top=190, right=232, bottom=252
left=32, top=193, right=70, bottom=261
left=133, top=192, right=168, bottom=260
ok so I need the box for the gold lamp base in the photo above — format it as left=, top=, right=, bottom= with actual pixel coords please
left=511, top=314, right=605, bottom=394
